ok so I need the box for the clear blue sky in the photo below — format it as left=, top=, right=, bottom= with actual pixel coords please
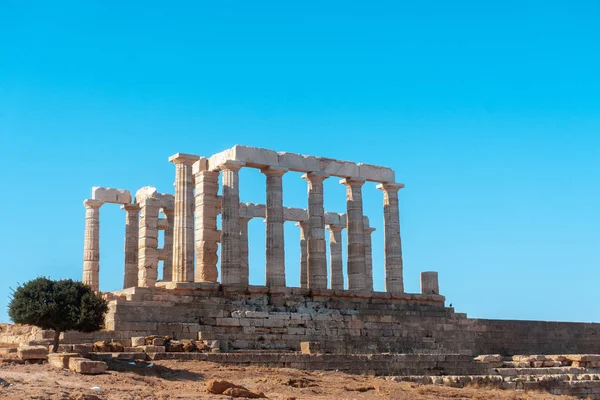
left=1, top=1, right=599, bottom=323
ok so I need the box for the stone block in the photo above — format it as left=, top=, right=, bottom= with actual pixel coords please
left=131, top=336, right=146, bottom=347
left=69, top=357, right=107, bottom=374
left=231, top=145, right=279, bottom=168
left=277, top=152, right=320, bottom=172
left=72, top=344, right=93, bottom=355
left=319, top=157, right=359, bottom=177
left=357, top=163, right=395, bottom=182
left=300, top=341, right=321, bottom=355
left=283, top=207, right=308, bottom=222
left=92, top=187, right=132, bottom=204
left=141, top=346, right=166, bottom=353
left=152, top=337, right=165, bottom=346
left=48, top=353, right=79, bottom=369
left=18, top=345, right=48, bottom=361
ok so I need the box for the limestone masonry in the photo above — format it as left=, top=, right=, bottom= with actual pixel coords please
left=77, top=144, right=600, bottom=357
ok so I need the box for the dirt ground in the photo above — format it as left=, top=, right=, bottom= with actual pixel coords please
left=0, top=349, right=575, bottom=400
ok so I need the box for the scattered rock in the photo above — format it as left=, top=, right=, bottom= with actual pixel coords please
left=344, top=385, right=375, bottom=392
left=181, top=339, right=196, bottom=352
left=286, top=378, right=316, bottom=388
left=69, top=357, right=107, bottom=374
left=207, top=379, right=239, bottom=394
left=48, top=352, right=79, bottom=369
left=92, top=341, right=111, bottom=352
left=223, top=387, right=267, bottom=398
left=18, top=345, right=48, bottom=361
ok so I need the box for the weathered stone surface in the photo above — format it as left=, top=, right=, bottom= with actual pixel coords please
left=69, top=357, right=107, bottom=374
left=92, top=187, right=132, bottom=204
left=48, top=353, right=79, bottom=369
left=131, top=337, right=145, bottom=347
left=18, top=345, right=48, bottom=361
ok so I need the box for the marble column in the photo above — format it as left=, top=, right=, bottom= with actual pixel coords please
left=262, top=166, right=288, bottom=287
left=239, top=216, right=252, bottom=286
left=193, top=160, right=220, bottom=282
left=122, top=203, right=140, bottom=289
left=341, top=178, right=367, bottom=291
left=302, top=172, right=329, bottom=289
left=83, top=199, right=103, bottom=291
left=138, top=197, right=161, bottom=288
left=220, top=160, right=245, bottom=285
left=169, top=153, right=200, bottom=283
left=327, top=225, right=344, bottom=290
left=296, top=221, right=309, bottom=289
left=376, top=182, right=405, bottom=293
left=363, top=226, right=376, bottom=292
left=161, top=208, right=174, bottom=282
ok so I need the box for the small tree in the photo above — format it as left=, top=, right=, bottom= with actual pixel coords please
left=8, top=277, right=108, bottom=352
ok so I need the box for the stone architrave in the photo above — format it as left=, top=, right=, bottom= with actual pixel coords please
left=302, top=172, right=329, bottom=289
left=341, top=178, right=367, bottom=291
left=363, top=226, right=376, bottom=291
left=376, top=182, right=405, bottom=293
left=137, top=197, right=161, bottom=288
left=161, top=208, right=174, bottom=282
left=296, top=221, right=309, bottom=288
left=122, top=203, right=140, bottom=289
left=83, top=199, right=103, bottom=291
left=220, top=160, right=245, bottom=285
left=327, top=225, right=344, bottom=290
left=193, top=159, right=220, bottom=282
left=262, top=166, right=288, bottom=287
left=239, top=216, right=252, bottom=286
left=169, top=153, right=200, bottom=283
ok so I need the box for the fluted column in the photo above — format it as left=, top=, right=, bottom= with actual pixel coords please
left=341, top=178, right=367, bottom=291
left=162, top=208, right=174, bottom=282
left=327, top=224, right=344, bottom=290
left=296, top=221, right=309, bottom=288
left=262, top=166, right=288, bottom=287
left=239, top=216, right=252, bottom=286
left=122, top=203, right=140, bottom=289
left=138, top=197, right=161, bottom=288
left=193, top=160, right=220, bottom=282
left=376, top=182, right=405, bottom=293
left=169, top=153, right=200, bottom=283
left=83, top=199, right=103, bottom=291
left=363, top=226, right=376, bottom=292
left=302, top=172, right=329, bottom=289
left=220, top=160, right=245, bottom=285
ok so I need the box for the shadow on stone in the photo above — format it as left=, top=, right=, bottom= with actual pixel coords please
left=106, top=359, right=204, bottom=381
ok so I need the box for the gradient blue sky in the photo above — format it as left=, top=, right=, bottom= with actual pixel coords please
left=1, top=1, right=599, bottom=323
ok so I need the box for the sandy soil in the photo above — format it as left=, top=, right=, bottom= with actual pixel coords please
left=0, top=350, right=575, bottom=400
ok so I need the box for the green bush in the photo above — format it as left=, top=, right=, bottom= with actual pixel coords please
left=8, top=277, right=108, bottom=352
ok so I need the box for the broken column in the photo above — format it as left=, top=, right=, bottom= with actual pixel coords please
left=302, top=172, right=329, bottom=289
left=262, top=166, right=288, bottom=287
left=137, top=190, right=161, bottom=288
left=376, top=182, right=405, bottom=293
left=220, top=160, right=245, bottom=285
left=326, top=224, right=344, bottom=290
left=421, top=271, right=439, bottom=295
left=193, top=159, right=220, bottom=282
left=169, top=153, right=200, bottom=283
left=341, top=178, right=367, bottom=291
left=296, top=221, right=309, bottom=289
left=363, top=226, right=376, bottom=292
left=83, top=199, right=103, bottom=291
left=239, top=216, right=252, bottom=286
left=122, top=203, right=140, bottom=289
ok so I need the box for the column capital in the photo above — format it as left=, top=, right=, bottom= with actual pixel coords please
left=364, top=226, right=376, bottom=234
left=295, top=220, right=309, bottom=228
left=340, top=177, right=367, bottom=187
left=218, top=160, right=245, bottom=172
left=301, top=171, right=329, bottom=183
left=84, top=199, right=103, bottom=209
left=161, top=207, right=175, bottom=216
left=326, top=224, right=345, bottom=232
left=168, top=153, right=201, bottom=165
left=260, top=166, right=289, bottom=176
left=121, top=203, right=141, bottom=212
left=376, top=182, right=405, bottom=192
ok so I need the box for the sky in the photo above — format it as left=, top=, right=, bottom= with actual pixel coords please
left=1, top=0, right=599, bottom=323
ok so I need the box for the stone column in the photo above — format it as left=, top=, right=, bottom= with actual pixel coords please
left=327, top=225, right=344, bottom=290
left=138, top=197, right=161, bottom=288
left=302, top=172, right=329, bottom=289
left=296, top=221, right=309, bottom=288
left=363, top=226, right=376, bottom=292
left=220, top=160, right=245, bottom=285
left=262, top=167, right=288, bottom=287
left=376, top=182, right=405, bottom=293
left=162, top=208, right=174, bottom=282
left=239, top=217, right=252, bottom=286
left=193, top=160, right=220, bottom=282
left=169, top=153, right=200, bottom=283
left=122, top=203, right=140, bottom=289
left=421, top=271, right=439, bottom=295
left=341, top=178, right=367, bottom=291
left=83, top=199, right=103, bottom=291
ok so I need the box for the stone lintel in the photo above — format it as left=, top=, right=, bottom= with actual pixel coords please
left=92, top=187, right=132, bottom=204
left=83, top=199, right=103, bottom=208
left=168, top=153, right=201, bottom=165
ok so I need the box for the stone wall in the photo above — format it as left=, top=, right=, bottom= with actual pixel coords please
left=0, top=324, right=54, bottom=345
